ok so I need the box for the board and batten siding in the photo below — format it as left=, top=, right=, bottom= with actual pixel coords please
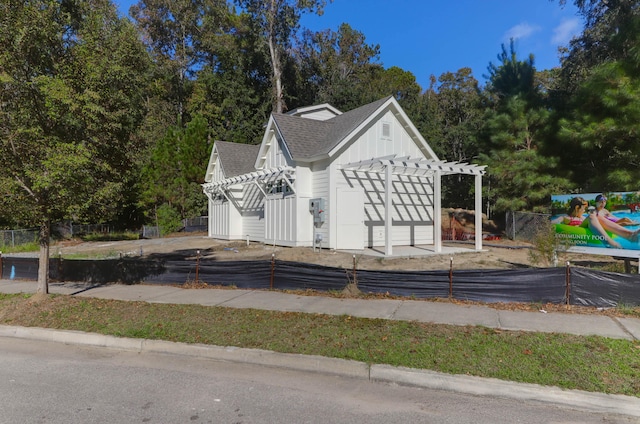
left=208, top=199, right=229, bottom=239
left=261, top=132, right=298, bottom=245
left=207, top=152, right=231, bottom=239
left=264, top=194, right=296, bottom=246
left=333, top=111, right=435, bottom=248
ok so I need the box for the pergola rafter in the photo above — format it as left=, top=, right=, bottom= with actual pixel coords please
left=203, top=166, right=296, bottom=197
left=342, top=157, right=486, bottom=177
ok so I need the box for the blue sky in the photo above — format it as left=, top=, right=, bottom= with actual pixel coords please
left=300, top=0, right=583, bottom=89
left=116, top=0, right=583, bottom=90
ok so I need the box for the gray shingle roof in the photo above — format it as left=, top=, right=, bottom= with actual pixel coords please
left=273, top=96, right=392, bottom=160
left=215, top=140, right=260, bottom=177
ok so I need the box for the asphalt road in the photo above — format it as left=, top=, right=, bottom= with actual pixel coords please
left=0, top=337, right=635, bottom=424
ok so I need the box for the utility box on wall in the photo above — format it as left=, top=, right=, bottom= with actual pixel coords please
left=309, top=198, right=325, bottom=228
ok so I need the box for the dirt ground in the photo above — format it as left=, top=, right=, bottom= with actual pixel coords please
left=50, top=231, right=623, bottom=272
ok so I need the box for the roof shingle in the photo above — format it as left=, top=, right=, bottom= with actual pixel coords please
left=215, top=141, right=260, bottom=177
left=273, top=96, right=392, bottom=160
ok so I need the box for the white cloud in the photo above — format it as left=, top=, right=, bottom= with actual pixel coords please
left=552, top=18, right=581, bottom=45
left=504, top=23, right=541, bottom=41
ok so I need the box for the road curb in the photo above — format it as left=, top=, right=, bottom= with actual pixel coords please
left=371, top=364, right=640, bottom=417
left=1, top=324, right=639, bottom=417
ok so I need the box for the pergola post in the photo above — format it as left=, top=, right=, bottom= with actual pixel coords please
left=385, top=164, right=393, bottom=256
left=433, top=170, right=442, bottom=253
left=475, top=174, right=483, bottom=251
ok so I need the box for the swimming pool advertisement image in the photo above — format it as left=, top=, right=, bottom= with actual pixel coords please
left=551, top=192, right=640, bottom=255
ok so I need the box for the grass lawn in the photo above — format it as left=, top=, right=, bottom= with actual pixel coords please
left=1, top=292, right=639, bottom=397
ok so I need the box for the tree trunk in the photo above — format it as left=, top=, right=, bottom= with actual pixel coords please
left=37, top=220, right=50, bottom=295
left=267, top=0, right=284, bottom=113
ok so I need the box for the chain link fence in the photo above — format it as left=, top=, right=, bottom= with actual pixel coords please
left=183, top=216, right=207, bottom=227
left=54, top=222, right=111, bottom=238
left=0, top=229, right=39, bottom=249
left=505, top=211, right=551, bottom=242
left=142, top=226, right=160, bottom=239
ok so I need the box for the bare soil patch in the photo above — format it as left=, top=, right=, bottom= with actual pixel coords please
left=51, top=231, right=621, bottom=272
left=51, top=208, right=626, bottom=272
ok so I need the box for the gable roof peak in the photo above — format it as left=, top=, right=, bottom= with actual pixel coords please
left=268, top=96, right=395, bottom=161
left=214, top=140, right=260, bottom=178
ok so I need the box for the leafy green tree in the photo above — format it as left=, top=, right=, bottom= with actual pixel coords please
left=236, top=0, right=331, bottom=113
left=187, top=12, right=272, bottom=144
left=432, top=69, right=482, bottom=163
left=130, top=0, right=226, bottom=123
left=294, top=23, right=382, bottom=110
left=429, top=69, right=484, bottom=209
left=479, top=97, right=571, bottom=213
left=485, top=39, right=537, bottom=103
left=369, top=66, right=422, bottom=104
left=140, top=115, right=213, bottom=224
left=554, top=7, right=640, bottom=191
left=557, top=0, right=639, bottom=94
left=295, top=24, right=422, bottom=112
left=408, top=76, right=443, bottom=152
left=0, top=0, right=150, bottom=293
left=558, top=59, right=640, bottom=191
left=479, top=44, right=571, bottom=214
left=155, top=203, right=184, bottom=236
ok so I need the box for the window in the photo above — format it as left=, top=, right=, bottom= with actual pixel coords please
left=212, top=192, right=226, bottom=202
left=266, top=179, right=294, bottom=196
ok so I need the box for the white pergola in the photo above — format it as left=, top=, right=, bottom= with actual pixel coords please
left=341, top=155, right=486, bottom=256
left=203, top=166, right=296, bottom=200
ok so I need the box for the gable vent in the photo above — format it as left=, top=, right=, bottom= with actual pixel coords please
left=382, top=122, right=391, bottom=138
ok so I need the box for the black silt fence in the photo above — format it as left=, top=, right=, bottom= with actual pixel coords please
left=355, top=267, right=567, bottom=304
left=3, top=256, right=640, bottom=308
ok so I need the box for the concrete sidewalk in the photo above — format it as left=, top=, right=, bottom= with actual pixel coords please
left=1, top=279, right=640, bottom=417
left=2, top=279, right=639, bottom=341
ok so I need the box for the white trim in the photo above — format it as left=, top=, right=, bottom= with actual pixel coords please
left=434, top=170, right=442, bottom=252
left=287, top=103, right=342, bottom=118
left=475, top=174, right=483, bottom=251
left=204, top=144, right=220, bottom=183
left=384, top=165, right=393, bottom=256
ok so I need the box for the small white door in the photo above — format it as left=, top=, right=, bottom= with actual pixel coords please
left=336, top=188, right=364, bottom=249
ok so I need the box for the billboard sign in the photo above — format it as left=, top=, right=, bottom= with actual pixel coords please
left=551, top=192, right=640, bottom=257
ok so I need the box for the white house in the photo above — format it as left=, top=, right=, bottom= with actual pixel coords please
left=202, top=96, right=486, bottom=255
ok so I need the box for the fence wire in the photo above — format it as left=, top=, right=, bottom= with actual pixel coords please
left=0, top=229, right=38, bottom=248
left=505, top=211, right=551, bottom=242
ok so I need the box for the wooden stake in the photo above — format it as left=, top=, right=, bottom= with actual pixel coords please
left=195, top=250, right=200, bottom=283
left=449, top=257, right=453, bottom=299
left=565, top=261, right=571, bottom=307
left=270, top=253, right=275, bottom=290
left=352, top=255, right=357, bottom=286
